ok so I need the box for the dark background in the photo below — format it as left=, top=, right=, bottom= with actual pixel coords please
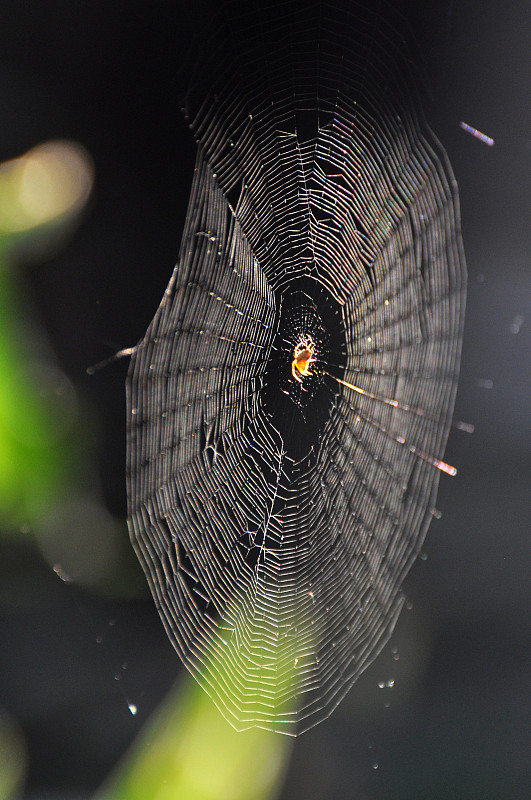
left=0, top=1, right=529, bottom=798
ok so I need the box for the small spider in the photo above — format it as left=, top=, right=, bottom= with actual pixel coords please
left=291, top=338, right=317, bottom=383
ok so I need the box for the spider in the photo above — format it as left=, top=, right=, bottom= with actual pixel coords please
left=291, top=337, right=317, bottom=383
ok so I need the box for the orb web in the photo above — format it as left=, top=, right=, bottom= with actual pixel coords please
left=126, top=0, right=466, bottom=734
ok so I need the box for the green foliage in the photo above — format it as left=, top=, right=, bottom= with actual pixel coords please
left=97, top=672, right=293, bottom=800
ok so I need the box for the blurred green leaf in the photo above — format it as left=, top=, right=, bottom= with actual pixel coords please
left=0, top=708, right=27, bottom=800
left=97, top=671, right=293, bottom=800
left=0, top=141, right=94, bottom=533
left=0, top=256, right=69, bottom=529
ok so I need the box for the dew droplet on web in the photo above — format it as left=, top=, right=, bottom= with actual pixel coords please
left=459, top=121, right=494, bottom=146
left=453, top=420, right=475, bottom=434
left=509, top=314, right=524, bottom=335
left=52, top=563, right=72, bottom=583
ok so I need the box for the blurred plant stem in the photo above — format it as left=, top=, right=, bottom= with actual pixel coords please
left=95, top=670, right=293, bottom=800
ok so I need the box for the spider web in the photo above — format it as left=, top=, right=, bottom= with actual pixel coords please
left=126, top=0, right=466, bottom=734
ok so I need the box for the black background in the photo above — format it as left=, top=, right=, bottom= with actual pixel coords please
left=0, top=1, right=529, bottom=798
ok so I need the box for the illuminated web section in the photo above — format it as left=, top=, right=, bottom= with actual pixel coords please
left=127, top=0, right=466, bottom=734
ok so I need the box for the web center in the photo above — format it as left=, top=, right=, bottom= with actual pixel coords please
left=292, top=338, right=317, bottom=383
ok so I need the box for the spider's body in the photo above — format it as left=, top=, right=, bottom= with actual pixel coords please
left=291, top=340, right=316, bottom=383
